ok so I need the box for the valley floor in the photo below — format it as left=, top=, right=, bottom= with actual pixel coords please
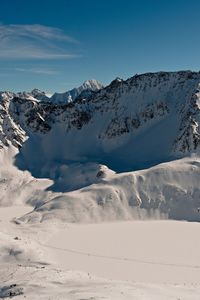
left=0, top=205, right=200, bottom=299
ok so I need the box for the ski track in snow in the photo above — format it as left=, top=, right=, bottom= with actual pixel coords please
left=1, top=204, right=200, bottom=299
left=40, top=242, right=200, bottom=270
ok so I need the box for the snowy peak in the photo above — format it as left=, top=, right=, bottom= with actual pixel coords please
left=0, top=89, right=50, bottom=103
left=81, top=79, right=104, bottom=91
left=0, top=91, right=15, bottom=102
left=0, top=80, right=103, bottom=105
left=50, top=79, right=104, bottom=104
left=17, top=89, right=50, bottom=102
left=30, top=89, right=50, bottom=102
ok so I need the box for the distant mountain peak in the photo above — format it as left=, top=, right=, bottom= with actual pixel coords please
left=31, top=88, right=45, bottom=95
left=30, top=89, right=50, bottom=101
left=50, top=79, right=104, bottom=104
left=82, top=79, right=104, bottom=90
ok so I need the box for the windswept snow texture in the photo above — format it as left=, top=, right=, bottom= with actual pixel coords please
left=1, top=145, right=200, bottom=223
left=18, top=157, right=200, bottom=223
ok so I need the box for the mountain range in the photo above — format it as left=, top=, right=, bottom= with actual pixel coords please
left=0, top=79, right=103, bottom=104
left=0, top=70, right=200, bottom=222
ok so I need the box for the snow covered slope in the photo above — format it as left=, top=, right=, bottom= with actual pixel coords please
left=50, top=79, right=104, bottom=103
left=0, top=146, right=52, bottom=207
left=1, top=144, right=200, bottom=223
left=0, top=71, right=200, bottom=222
left=6, top=70, right=200, bottom=174
left=17, top=157, right=200, bottom=223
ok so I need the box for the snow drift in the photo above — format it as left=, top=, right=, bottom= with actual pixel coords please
left=18, top=157, right=200, bottom=223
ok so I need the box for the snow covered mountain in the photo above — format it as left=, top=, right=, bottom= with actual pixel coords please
left=1, top=71, right=200, bottom=164
left=0, top=89, right=50, bottom=102
left=0, top=79, right=103, bottom=104
left=50, top=79, right=104, bottom=103
left=1, top=70, right=200, bottom=222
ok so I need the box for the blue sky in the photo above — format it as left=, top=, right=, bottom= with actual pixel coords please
left=0, top=0, right=200, bottom=93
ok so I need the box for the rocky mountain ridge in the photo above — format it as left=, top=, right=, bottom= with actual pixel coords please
left=0, top=71, right=200, bottom=173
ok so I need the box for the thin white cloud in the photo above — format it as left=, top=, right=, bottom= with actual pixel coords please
left=15, top=67, right=58, bottom=75
left=0, top=24, right=80, bottom=59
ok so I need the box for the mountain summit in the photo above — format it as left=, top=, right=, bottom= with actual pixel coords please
left=50, top=79, right=104, bottom=104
